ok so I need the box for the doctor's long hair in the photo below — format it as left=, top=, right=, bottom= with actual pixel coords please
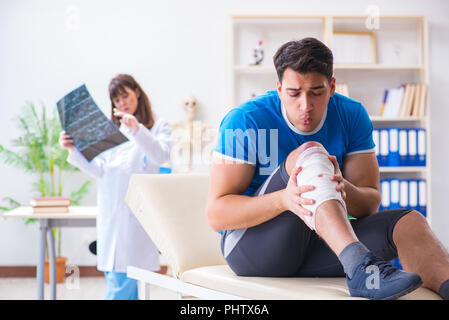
left=109, top=74, right=155, bottom=129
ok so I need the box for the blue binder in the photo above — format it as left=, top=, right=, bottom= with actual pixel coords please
left=380, top=179, right=391, bottom=211
left=417, top=128, right=426, bottom=167
left=373, top=129, right=381, bottom=166
left=408, top=180, right=418, bottom=212
left=418, top=179, right=427, bottom=217
left=378, top=179, right=384, bottom=211
left=399, top=180, right=409, bottom=210
left=407, top=129, right=418, bottom=166
left=379, top=129, right=389, bottom=167
left=398, top=128, right=408, bottom=167
left=390, top=178, right=400, bottom=209
left=388, top=128, right=400, bottom=166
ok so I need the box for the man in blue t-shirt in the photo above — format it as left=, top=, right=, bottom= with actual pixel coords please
left=206, top=38, right=449, bottom=300
left=213, top=89, right=375, bottom=197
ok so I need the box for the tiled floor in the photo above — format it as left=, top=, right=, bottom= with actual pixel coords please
left=0, top=276, right=181, bottom=300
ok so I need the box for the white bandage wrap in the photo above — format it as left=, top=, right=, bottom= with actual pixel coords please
left=295, top=146, right=347, bottom=230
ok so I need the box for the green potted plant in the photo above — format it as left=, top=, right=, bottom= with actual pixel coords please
left=0, top=101, right=91, bottom=283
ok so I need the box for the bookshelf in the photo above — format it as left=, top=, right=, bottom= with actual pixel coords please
left=233, top=64, right=424, bottom=72
left=379, top=167, right=427, bottom=173
left=229, top=14, right=431, bottom=224
left=370, top=116, right=427, bottom=122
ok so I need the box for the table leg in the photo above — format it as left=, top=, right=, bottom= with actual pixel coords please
left=139, top=281, right=151, bottom=300
left=37, top=222, right=47, bottom=300
left=47, top=228, right=57, bottom=300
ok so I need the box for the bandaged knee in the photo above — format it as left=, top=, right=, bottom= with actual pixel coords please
left=295, top=146, right=347, bottom=230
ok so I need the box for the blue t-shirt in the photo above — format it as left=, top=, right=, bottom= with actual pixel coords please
left=213, top=90, right=375, bottom=196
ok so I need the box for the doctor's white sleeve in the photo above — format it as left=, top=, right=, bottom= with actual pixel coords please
left=132, top=120, right=172, bottom=166
left=67, top=148, right=105, bottom=179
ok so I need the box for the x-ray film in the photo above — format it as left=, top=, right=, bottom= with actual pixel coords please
left=57, top=84, right=128, bottom=161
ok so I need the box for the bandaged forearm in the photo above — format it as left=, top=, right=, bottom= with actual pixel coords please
left=295, top=145, right=347, bottom=230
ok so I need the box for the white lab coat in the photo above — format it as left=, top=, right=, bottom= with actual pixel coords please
left=67, top=117, right=172, bottom=273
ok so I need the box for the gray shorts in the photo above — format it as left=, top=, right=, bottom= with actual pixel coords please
left=221, top=160, right=412, bottom=277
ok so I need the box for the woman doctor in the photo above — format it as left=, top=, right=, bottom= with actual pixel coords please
left=59, top=74, right=172, bottom=300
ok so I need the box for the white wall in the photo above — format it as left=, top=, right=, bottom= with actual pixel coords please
left=1, top=0, right=448, bottom=266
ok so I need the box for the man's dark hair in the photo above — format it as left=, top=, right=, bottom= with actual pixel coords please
left=273, top=37, right=333, bottom=83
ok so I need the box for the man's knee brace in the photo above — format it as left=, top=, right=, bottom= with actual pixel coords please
left=295, top=146, right=347, bottom=230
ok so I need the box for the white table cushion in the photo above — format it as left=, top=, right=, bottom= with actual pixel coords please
left=181, top=265, right=441, bottom=300
left=125, top=173, right=442, bottom=300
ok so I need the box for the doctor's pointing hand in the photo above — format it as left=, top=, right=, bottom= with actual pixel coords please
left=113, top=108, right=140, bottom=133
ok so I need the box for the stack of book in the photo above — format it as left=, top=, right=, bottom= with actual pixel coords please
left=380, top=83, right=427, bottom=117
left=30, top=196, right=71, bottom=213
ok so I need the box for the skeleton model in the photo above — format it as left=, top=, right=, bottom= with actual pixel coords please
left=170, top=96, right=214, bottom=173
left=183, top=95, right=197, bottom=122
left=251, top=40, right=264, bottom=65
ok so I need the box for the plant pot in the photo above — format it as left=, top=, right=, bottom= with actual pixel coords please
left=44, top=257, right=67, bottom=284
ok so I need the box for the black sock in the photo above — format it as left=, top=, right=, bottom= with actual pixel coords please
left=439, top=279, right=449, bottom=300
left=338, top=241, right=370, bottom=279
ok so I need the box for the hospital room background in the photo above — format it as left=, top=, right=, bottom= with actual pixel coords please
left=0, top=0, right=448, bottom=299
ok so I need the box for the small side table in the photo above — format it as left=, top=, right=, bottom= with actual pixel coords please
left=4, top=206, right=97, bottom=300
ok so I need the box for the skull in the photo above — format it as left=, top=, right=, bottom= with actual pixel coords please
left=182, top=95, right=197, bottom=121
